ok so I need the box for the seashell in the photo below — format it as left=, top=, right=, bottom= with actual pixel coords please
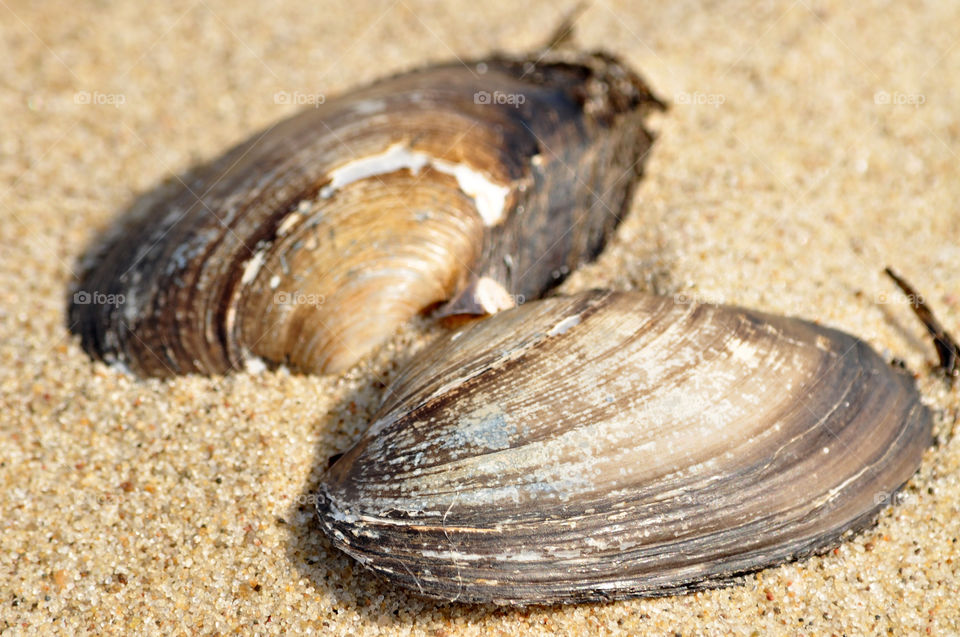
left=68, top=49, right=663, bottom=376
left=315, top=290, right=932, bottom=605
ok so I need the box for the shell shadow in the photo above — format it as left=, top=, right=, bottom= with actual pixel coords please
left=875, top=301, right=933, bottom=366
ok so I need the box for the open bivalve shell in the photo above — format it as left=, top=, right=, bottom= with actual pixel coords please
left=68, top=50, right=662, bottom=376
left=316, top=290, right=932, bottom=605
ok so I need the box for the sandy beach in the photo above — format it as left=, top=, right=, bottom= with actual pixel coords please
left=1, top=0, right=958, bottom=633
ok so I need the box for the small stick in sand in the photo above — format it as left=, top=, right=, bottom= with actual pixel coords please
left=885, top=266, right=959, bottom=381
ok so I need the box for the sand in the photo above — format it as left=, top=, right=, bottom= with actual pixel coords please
left=1, top=0, right=959, bottom=634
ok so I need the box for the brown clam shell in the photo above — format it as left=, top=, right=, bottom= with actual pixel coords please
left=68, top=51, right=662, bottom=376
left=316, top=290, right=932, bottom=605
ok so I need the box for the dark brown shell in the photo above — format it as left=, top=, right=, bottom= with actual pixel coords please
left=316, top=291, right=932, bottom=605
left=68, top=51, right=662, bottom=376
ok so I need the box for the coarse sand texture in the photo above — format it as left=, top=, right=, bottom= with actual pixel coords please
left=1, top=1, right=958, bottom=634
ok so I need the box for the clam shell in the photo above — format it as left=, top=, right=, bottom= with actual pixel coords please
left=316, top=290, right=932, bottom=605
left=68, top=51, right=662, bottom=376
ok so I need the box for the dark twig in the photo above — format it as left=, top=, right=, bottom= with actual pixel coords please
left=885, top=267, right=959, bottom=382
left=540, top=3, right=587, bottom=52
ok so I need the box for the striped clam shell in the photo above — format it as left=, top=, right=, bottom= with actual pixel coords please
left=316, top=290, right=932, bottom=605
left=68, top=50, right=662, bottom=376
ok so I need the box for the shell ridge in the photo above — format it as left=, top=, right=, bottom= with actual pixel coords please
left=316, top=291, right=932, bottom=604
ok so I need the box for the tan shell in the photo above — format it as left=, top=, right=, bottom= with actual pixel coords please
left=316, top=290, right=932, bottom=605
left=68, top=50, right=662, bottom=376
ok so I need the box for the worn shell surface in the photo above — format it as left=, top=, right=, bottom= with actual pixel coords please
left=68, top=50, right=662, bottom=376
left=316, top=290, right=932, bottom=605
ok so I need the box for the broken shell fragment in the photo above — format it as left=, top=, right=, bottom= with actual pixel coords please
left=316, top=290, right=932, bottom=605
left=68, top=50, right=662, bottom=376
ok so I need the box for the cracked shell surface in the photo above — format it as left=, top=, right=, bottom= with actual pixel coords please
left=68, top=51, right=662, bottom=377
left=316, top=290, right=932, bottom=605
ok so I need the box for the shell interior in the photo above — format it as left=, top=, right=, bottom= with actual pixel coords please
left=68, top=53, right=662, bottom=377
